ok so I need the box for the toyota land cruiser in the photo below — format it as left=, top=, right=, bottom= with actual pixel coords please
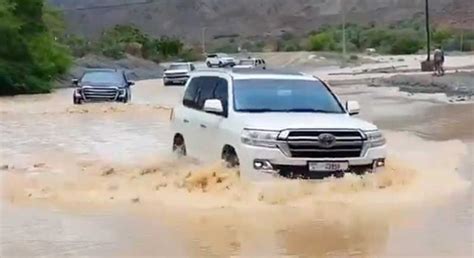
left=171, top=69, right=386, bottom=181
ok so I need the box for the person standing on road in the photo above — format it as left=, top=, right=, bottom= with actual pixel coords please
left=433, top=46, right=445, bottom=76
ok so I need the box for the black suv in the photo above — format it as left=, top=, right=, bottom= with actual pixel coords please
left=72, top=69, right=134, bottom=104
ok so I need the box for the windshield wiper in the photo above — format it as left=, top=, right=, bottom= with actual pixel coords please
left=238, top=108, right=276, bottom=113
left=282, top=108, right=341, bottom=113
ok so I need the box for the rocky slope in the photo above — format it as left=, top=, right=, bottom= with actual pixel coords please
left=52, top=0, right=473, bottom=43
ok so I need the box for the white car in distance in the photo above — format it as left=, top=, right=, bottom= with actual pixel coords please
left=234, top=58, right=266, bottom=69
left=171, top=69, right=387, bottom=181
left=206, top=53, right=236, bottom=68
left=163, top=63, right=195, bottom=86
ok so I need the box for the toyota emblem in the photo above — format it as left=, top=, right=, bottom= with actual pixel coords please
left=318, top=133, right=336, bottom=148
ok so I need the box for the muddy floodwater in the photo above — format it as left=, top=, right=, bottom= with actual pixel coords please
left=0, top=80, right=473, bottom=257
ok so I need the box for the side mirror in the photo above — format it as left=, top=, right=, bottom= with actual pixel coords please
left=163, top=68, right=167, bottom=72
left=203, top=99, right=224, bottom=115
left=72, top=79, right=79, bottom=86
left=128, top=81, right=135, bottom=86
left=346, top=100, right=360, bottom=116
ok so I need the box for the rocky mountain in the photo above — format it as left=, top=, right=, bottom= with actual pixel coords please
left=51, top=0, right=473, bottom=43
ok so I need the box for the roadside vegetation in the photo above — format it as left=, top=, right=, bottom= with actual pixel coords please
left=0, top=0, right=72, bottom=95
left=214, top=21, right=473, bottom=55
left=63, top=25, right=201, bottom=62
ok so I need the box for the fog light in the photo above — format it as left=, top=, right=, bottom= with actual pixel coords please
left=253, top=160, right=273, bottom=171
left=376, top=159, right=385, bottom=167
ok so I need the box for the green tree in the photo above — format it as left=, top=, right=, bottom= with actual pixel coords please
left=0, top=0, right=71, bottom=95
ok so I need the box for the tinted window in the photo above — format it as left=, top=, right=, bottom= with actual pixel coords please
left=233, top=79, right=344, bottom=113
left=183, top=76, right=228, bottom=115
left=183, top=78, right=202, bottom=109
left=169, top=64, right=189, bottom=70
left=81, top=72, right=125, bottom=84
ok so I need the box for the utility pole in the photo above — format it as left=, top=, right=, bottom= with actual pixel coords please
left=460, top=30, right=464, bottom=51
left=201, top=27, right=207, bottom=54
left=342, top=1, right=347, bottom=59
left=425, top=0, right=431, bottom=61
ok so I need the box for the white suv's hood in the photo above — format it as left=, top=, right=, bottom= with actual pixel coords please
left=165, top=69, right=189, bottom=75
left=236, top=113, right=378, bottom=131
left=234, top=65, right=254, bottom=68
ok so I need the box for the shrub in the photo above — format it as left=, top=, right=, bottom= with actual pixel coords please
left=308, top=32, right=336, bottom=51
left=388, top=29, right=423, bottom=54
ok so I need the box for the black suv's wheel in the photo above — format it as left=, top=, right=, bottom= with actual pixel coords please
left=172, top=135, right=187, bottom=157
left=73, top=96, right=82, bottom=105
left=222, top=147, right=239, bottom=168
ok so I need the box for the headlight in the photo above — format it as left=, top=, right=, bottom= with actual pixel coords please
left=365, top=130, right=386, bottom=148
left=241, top=129, right=279, bottom=148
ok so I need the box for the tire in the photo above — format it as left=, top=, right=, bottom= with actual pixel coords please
left=206, top=62, right=212, bottom=68
left=222, top=147, right=239, bottom=168
left=218, top=61, right=223, bottom=67
left=73, top=96, right=82, bottom=105
left=172, top=135, right=187, bottom=157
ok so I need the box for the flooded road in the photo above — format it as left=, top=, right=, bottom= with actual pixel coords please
left=1, top=80, right=472, bottom=257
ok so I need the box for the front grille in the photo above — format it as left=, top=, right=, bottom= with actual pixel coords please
left=83, top=87, right=119, bottom=101
left=165, top=73, right=188, bottom=79
left=285, top=130, right=364, bottom=158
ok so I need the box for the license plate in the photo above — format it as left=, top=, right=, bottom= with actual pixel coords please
left=308, top=162, right=349, bottom=172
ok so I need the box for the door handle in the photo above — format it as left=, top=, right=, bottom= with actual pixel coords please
left=183, top=119, right=189, bottom=123
left=200, top=124, right=207, bottom=129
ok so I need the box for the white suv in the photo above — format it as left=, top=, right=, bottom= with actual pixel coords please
left=206, top=53, right=236, bottom=68
left=171, top=69, right=386, bottom=181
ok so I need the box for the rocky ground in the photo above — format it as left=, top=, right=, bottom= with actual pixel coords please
left=372, top=71, right=474, bottom=100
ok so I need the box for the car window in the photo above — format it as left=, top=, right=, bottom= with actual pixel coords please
left=213, top=78, right=228, bottom=115
left=81, top=71, right=125, bottom=84
left=183, top=76, right=228, bottom=115
left=183, top=77, right=202, bottom=109
left=169, top=64, right=189, bottom=70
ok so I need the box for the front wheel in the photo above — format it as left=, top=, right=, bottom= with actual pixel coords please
left=172, top=135, right=187, bottom=157
left=73, top=96, right=82, bottom=105
left=222, top=148, right=239, bottom=168
left=206, top=62, right=212, bottom=68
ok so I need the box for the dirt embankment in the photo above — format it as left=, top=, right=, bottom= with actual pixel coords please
left=371, top=71, right=474, bottom=100
left=57, top=54, right=165, bottom=87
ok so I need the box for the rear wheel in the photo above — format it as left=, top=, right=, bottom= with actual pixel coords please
left=206, top=62, right=212, bottom=68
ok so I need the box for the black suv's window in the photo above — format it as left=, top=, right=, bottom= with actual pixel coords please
left=183, top=76, right=228, bottom=115
left=81, top=71, right=125, bottom=84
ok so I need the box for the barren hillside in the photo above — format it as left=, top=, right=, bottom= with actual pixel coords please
left=52, top=0, right=473, bottom=43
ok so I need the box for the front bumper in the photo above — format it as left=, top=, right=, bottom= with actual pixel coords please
left=239, top=144, right=386, bottom=181
left=163, top=76, right=189, bottom=84
left=74, top=88, right=125, bottom=102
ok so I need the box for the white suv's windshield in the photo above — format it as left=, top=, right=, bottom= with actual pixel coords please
left=239, top=60, right=255, bottom=65
left=169, top=64, right=189, bottom=70
left=233, top=79, right=344, bottom=113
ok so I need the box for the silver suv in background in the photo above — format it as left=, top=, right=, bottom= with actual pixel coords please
left=163, top=63, right=195, bottom=86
